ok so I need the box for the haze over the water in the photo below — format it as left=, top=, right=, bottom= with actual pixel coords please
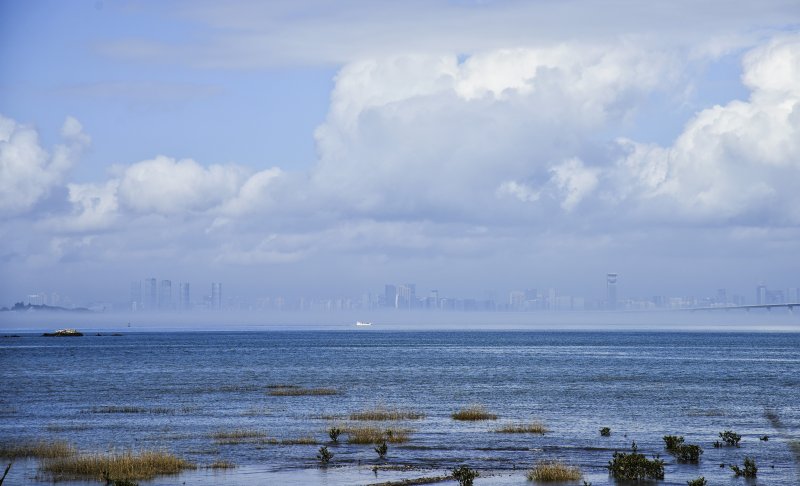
left=1, top=1, right=800, bottom=311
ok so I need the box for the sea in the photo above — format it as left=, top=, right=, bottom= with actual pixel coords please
left=2, top=328, right=799, bottom=485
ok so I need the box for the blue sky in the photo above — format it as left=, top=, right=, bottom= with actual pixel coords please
left=1, top=0, right=799, bottom=305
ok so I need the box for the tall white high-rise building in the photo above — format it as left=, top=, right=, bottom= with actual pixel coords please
left=606, top=273, right=618, bottom=310
left=211, top=282, right=222, bottom=310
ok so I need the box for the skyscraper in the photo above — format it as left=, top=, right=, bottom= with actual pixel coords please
left=179, top=282, right=191, bottom=310
left=606, top=273, right=618, bottom=310
left=130, top=281, right=142, bottom=312
left=211, top=282, right=222, bottom=310
left=144, top=278, right=157, bottom=310
left=384, top=284, right=397, bottom=308
left=159, top=280, right=172, bottom=310
left=756, top=285, right=767, bottom=305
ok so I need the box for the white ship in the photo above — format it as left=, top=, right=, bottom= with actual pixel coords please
left=355, top=321, right=372, bottom=326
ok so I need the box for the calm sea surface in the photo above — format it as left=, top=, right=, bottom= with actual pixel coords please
left=2, top=330, right=799, bottom=485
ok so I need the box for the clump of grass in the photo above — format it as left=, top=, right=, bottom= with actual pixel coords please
left=42, top=450, right=194, bottom=481
left=350, top=406, right=425, bottom=421
left=495, top=421, right=548, bottom=434
left=268, top=387, right=338, bottom=396
left=208, top=460, right=235, bottom=469
left=607, top=441, right=664, bottom=480
left=210, top=429, right=267, bottom=444
left=451, top=405, right=497, bottom=421
left=730, top=457, right=757, bottom=477
left=526, top=461, right=582, bottom=481
left=0, top=440, right=75, bottom=458
left=345, top=426, right=411, bottom=444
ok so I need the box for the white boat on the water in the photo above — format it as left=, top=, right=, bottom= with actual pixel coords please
left=355, top=321, right=372, bottom=327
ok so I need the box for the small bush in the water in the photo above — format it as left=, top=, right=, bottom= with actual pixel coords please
left=719, top=430, right=741, bottom=446
left=317, top=446, right=332, bottom=466
left=663, top=436, right=702, bottom=462
left=374, top=441, right=387, bottom=460
left=607, top=441, right=665, bottom=480
left=452, top=465, right=479, bottom=486
left=687, top=477, right=707, bottom=486
left=328, top=427, right=341, bottom=443
left=760, top=435, right=769, bottom=441
left=600, top=427, right=611, bottom=437
left=663, top=435, right=684, bottom=451
left=730, top=457, right=757, bottom=477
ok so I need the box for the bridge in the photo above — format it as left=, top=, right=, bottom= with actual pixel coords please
left=688, top=303, right=800, bottom=312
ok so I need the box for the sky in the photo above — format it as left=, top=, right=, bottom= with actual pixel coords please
left=1, top=0, right=799, bottom=306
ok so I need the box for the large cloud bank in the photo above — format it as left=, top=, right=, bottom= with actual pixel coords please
left=2, top=34, right=800, bottom=296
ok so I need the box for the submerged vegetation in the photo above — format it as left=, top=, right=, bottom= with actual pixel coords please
left=451, top=405, right=497, bottom=421
left=718, top=430, right=741, bottom=446
left=495, top=421, right=548, bottom=434
left=317, top=446, right=332, bottom=465
left=42, top=450, right=194, bottom=481
left=599, top=427, right=611, bottom=437
left=268, top=386, right=338, bottom=396
left=526, top=461, right=582, bottom=481
left=687, top=477, right=707, bottom=486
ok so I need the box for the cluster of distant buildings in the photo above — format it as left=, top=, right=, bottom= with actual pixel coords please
left=129, top=279, right=222, bottom=312
left=12, top=274, right=799, bottom=313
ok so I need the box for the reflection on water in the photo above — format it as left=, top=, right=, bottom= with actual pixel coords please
left=1, top=331, right=799, bottom=485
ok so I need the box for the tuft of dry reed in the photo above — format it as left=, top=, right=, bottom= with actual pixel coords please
left=349, top=407, right=425, bottom=421
left=345, top=426, right=411, bottom=444
left=495, top=421, right=549, bottom=434
left=268, top=387, right=338, bottom=396
left=42, top=450, right=194, bottom=480
left=210, top=429, right=267, bottom=444
left=451, top=405, right=497, bottom=421
left=88, top=406, right=173, bottom=414
left=526, top=461, right=582, bottom=482
left=266, top=436, right=319, bottom=445
left=0, top=440, right=75, bottom=459
left=208, top=460, right=236, bottom=469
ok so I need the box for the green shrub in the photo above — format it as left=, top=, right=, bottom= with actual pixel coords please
left=328, top=427, right=341, bottom=443
left=730, top=457, right=757, bottom=477
left=718, top=430, right=741, bottom=446
left=760, top=435, right=769, bottom=441
left=374, top=441, right=387, bottom=460
left=452, top=465, right=479, bottom=486
left=607, top=442, right=665, bottom=480
left=663, top=435, right=684, bottom=451
left=599, top=427, right=611, bottom=437
left=316, top=446, right=332, bottom=466
left=674, top=444, right=703, bottom=462
left=687, top=477, right=707, bottom=486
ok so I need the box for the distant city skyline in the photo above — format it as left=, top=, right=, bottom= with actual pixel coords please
left=1, top=2, right=799, bottom=316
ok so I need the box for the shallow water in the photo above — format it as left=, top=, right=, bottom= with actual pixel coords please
left=2, top=330, right=799, bottom=485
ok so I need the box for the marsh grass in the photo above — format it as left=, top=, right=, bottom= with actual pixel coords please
left=207, top=460, right=235, bottom=469
left=451, top=405, right=497, bottom=421
left=210, top=430, right=267, bottom=444
left=88, top=406, right=173, bottom=414
left=527, top=461, right=582, bottom=481
left=268, top=387, right=338, bottom=396
left=0, top=440, right=75, bottom=459
left=265, top=437, right=319, bottom=445
left=495, top=421, right=548, bottom=434
left=350, top=407, right=425, bottom=421
left=42, top=450, right=194, bottom=481
left=46, top=424, right=91, bottom=432
left=345, top=426, right=412, bottom=444
left=240, top=407, right=270, bottom=416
